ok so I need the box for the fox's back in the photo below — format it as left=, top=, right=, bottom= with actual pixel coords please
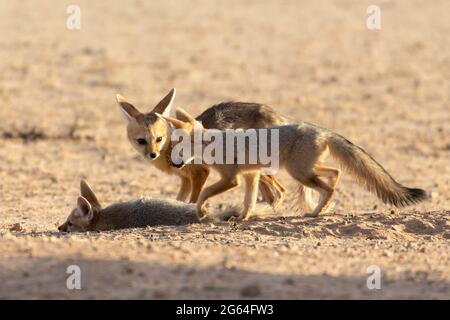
left=96, top=198, right=198, bottom=230
left=197, top=102, right=287, bottom=130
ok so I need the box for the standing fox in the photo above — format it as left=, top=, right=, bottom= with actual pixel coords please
left=115, top=88, right=289, bottom=208
left=162, top=108, right=427, bottom=220
left=58, top=180, right=203, bottom=232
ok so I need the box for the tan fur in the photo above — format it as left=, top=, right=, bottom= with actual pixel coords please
left=164, top=110, right=427, bottom=220
left=115, top=90, right=290, bottom=207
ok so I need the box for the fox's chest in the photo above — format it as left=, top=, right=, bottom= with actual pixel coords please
left=148, top=153, right=185, bottom=176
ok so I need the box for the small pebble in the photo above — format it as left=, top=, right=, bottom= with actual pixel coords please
left=9, top=223, right=24, bottom=232
left=241, top=284, right=261, bottom=297
left=382, top=250, right=393, bottom=257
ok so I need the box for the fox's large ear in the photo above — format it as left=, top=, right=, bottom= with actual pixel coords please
left=76, top=196, right=93, bottom=220
left=116, top=94, right=142, bottom=120
left=159, top=114, right=188, bottom=130
left=80, top=180, right=101, bottom=209
left=175, top=108, right=196, bottom=124
left=151, top=88, right=176, bottom=117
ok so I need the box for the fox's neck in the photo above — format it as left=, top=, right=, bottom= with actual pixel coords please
left=145, top=140, right=177, bottom=174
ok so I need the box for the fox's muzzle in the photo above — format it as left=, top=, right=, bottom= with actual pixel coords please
left=147, top=152, right=159, bottom=160
left=58, top=222, right=68, bottom=232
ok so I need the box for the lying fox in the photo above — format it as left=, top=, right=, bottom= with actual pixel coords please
left=162, top=108, right=427, bottom=220
left=115, top=89, right=289, bottom=208
left=58, top=180, right=203, bottom=232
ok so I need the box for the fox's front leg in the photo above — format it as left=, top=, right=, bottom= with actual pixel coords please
left=238, top=172, right=260, bottom=221
left=176, top=176, right=191, bottom=202
left=188, top=166, right=210, bottom=203
left=196, top=176, right=240, bottom=220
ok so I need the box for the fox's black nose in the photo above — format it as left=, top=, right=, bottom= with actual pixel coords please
left=150, top=153, right=157, bottom=159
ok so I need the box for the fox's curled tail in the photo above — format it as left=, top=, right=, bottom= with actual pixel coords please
left=326, top=133, right=427, bottom=207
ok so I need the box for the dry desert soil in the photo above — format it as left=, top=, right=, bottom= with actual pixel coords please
left=0, top=0, right=449, bottom=299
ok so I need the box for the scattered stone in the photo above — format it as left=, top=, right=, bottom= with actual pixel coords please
left=123, top=266, right=134, bottom=274
left=9, top=223, right=24, bottom=232
left=241, top=284, right=261, bottom=297
left=285, top=278, right=295, bottom=286
left=152, top=290, right=166, bottom=299
left=404, top=219, right=435, bottom=234
left=405, top=241, right=416, bottom=249
left=382, top=250, right=393, bottom=257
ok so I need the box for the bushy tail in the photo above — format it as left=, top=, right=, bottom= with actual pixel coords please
left=326, top=133, right=427, bottom=207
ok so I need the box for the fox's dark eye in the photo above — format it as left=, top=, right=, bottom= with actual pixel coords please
left=137, top=138, right=147, bottom=145
left=68, top=222, right=73, bottom=226
left=156, top=136, right=163, bottom=143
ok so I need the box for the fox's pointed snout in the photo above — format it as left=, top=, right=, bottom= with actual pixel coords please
left=147, top=152, right=159, bottom=160
left=58, top=222, right=68, bottom=232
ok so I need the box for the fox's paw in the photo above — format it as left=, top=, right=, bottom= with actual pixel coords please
left=198, top=214, right=212, bottom=223
left=272, top=197, right=283, bottom=211
left=228, top=215, right=244, bottom=222
left=304, top=212, right=319, bottom=218
left=196, top=206, right=208, bottom=222
left=323, top=201, right=335, bottom=214
left=233, top=212, right=251, bottom=221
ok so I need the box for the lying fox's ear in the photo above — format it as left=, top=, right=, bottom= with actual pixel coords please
left=76, top=196, right=93, bottom=220
left=158, top=114, right=188, bottom=129
left=116, top=94, right=142, bottom=120
left=151, top=88, right=176, bottom=117
left=80, top=180, right=101, bottom=209
left=175, top=108, right=195, bottom=124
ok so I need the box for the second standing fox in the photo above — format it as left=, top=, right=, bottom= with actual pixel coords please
left=162, top=108, right=427, bottom=221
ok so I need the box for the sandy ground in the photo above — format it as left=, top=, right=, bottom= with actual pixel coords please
left=0, top=0, right=449, bottom=299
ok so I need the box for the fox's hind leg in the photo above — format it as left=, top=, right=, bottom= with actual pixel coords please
left=259, top=175, right=286, bottom=209
left=315, top=165, right=341, bottom=188
left=258, top=177, right=275, bottom=205
left=285, top=144, right=334, bottom=217
left=313, top=165, right=341, bottom=213
left=298, top=184, right=315, bottom=212
left=269, top=175, right=287, bottom=209
left=301, top=176, right=334, bottom=217
left=288, top=168, right=334, bottom=217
